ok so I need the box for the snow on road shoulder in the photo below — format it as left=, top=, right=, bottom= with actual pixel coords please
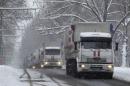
left=20, top=69, right=57, bottom=83
left=114, top=67, right=130, bottom=82
left=0, top=65, right=71, bottom=86
left=0, top=65, right=28, bottom=86
left=20, top=69, right=71, bottom=86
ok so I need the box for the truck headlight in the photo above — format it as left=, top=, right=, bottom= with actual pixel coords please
left=32, top=66, right=36, bottom=69
left=81, top=64, right=85, bottom=68
left=44, top=62, right=48, bottom=65
left=41, top=64, right=44, bottom=68
left=107, top=65, right=112, bottom=69
left=58, top=62, right=61, bottom=65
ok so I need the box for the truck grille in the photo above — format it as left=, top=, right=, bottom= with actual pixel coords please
left=49, top=62, right=57, bottom=65
left=87, top=58, right=106, bottom=63
left=90, top=66, right=103, bottom=70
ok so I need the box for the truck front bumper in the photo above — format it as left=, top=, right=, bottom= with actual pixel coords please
left=77, top=63, right=113, bottom=73
left=43, top=61, right=62, bottom=68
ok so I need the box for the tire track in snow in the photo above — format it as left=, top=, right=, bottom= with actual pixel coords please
left=51, top=77, right=72, bottom=86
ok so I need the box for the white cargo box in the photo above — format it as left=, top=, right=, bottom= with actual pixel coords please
left=73, top=22, right=110, bottom=41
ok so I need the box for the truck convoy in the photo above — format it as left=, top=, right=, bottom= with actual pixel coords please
left=64, top=22, right=114, bottom=78
left=43, top=46, right=63, bottom=68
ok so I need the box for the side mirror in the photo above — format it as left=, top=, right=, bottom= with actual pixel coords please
left=115, top=42, right=118, bottom=51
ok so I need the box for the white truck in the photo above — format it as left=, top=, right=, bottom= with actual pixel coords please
left=64, top=22, right=114, bottom=78
left=43, top=47, right=63, bottom=68
left=28, top=48, right=44, bottom=69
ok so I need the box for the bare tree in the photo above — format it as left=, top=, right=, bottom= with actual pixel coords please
left=31, top=0, right=130, bottom=67
left=0, top=0, right=32, bottom=65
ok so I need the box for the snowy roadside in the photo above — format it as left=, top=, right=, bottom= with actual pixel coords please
left=20, top=68, right=72, bottom=86
left=20, top=69, right=66, bottom=86
left=0, top=65, right=28, bottom=86
left=0, top=65, right=71, bottom=86
left=113, top=67, right=130, bottom=82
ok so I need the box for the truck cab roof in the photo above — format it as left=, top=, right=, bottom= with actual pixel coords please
left=45, top=47, right=61, bottom=49
left=80, top=32, right=111, bottom=38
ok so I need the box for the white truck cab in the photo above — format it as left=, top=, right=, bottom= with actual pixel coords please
left=43, top=47, right=63, bottom=68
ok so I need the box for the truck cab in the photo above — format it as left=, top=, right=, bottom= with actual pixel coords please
left=43, top=47, right=63, bottom=68
left=77, top=32, right=113, bottom=77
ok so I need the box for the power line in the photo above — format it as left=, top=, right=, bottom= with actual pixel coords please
left=0, top=7, right=40, bottom=10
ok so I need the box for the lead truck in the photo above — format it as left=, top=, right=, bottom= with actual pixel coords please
left=64, top=22, right=114, bottom=78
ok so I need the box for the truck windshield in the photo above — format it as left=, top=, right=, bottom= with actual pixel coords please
left=45, top=49, right=60, bottom=55
left=81, top=42, right=111, bottom=49
left=81, top=37, right=112, bottom=49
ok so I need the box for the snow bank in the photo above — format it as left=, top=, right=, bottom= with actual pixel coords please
left=0, top=65, right=28, bottom=86
left=113, top=67, right=130, bottom=82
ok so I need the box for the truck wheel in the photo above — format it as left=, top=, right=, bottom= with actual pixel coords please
left=66, top=59, right=79, bottom=78
left=66, top=60, right=71, bottom=75
left=70, top=59, right=78, bottom=78
left=66, top=66, right=71, bottom=75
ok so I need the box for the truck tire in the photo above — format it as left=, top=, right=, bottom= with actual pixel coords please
left=66, top=59, right=80, bottom=78
left=66, top=59, right=71, bottom=75
left=70, top=59, right=78, bottom=77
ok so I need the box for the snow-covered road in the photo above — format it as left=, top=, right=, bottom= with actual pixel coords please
left=0, top=65, right=130, bottom=86
left=0, top=65, right=71, bottom=86
left=39, top=68, right=130, bottom=86
left=20, top=69, right=71, bottom=86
